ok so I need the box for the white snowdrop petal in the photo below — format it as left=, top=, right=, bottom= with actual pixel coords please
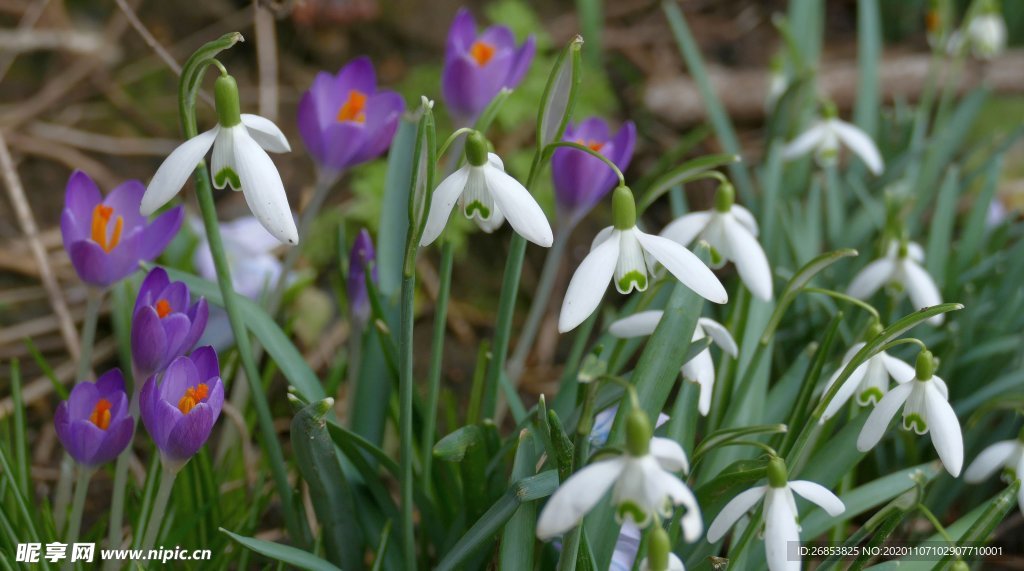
left=659, top=474, right=702, bottom=541
left=419, top=167, right=470, bottom=246
left=964, top=441, right=1017, bottom=483
left=697, top=318, right=738, bottom=357
left=707, top=485, right=766, bottom=542
left=650, top=437, right=689, bottom=474
left=210, top=127, right=238, bottom=190
left=782, top=122, right=828, bottom=160
left=764, top=488, right=801, bottom=571
left=682, top=349, right=715, bottom=416
left=142, top=127, right=218, bottom=215
left=789, top=480, right=846, bottom=516
left=536, top=458, right=627, bottom=539
left=723, top=215, right=773, bottom=300
left=846, top=259, right=896, bottom=299
left=240, top=114, right=291, bottom=153
left=485, top=166, right=554, bottom=247
left=821, top=359, right=869, bottom=422
left=857, top=381, right=914, bottom=452
left=660, top=212, right=713, bottom=248
left=634, top=229, right=728, bottom=304
left=559, top=233, right=620, bottom=333
left=831, top=119, right=884, bottom=175
left=924, top=383, right=963, bottom=476
left=609, top=310, right=664, bottom=338
left=880, top=353, right=917, bottom=384
left=233, top=129, right=299, bottom=245
left=731, top=205, right=760, bottom=236
left=901, top=260, right=944, bottom=325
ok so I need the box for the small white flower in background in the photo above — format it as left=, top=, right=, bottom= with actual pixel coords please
left=819, top=324, right=917, bottom=422
left=610, top=310, right=737, bottom=416
left=781, top=104, right=884, bottom=175
left=536, top=408, right=702, bottom=542
left=559, top=186, right=727, bottom=333
left=857, top=350, right=964, bottom=476
left=142, top=74, right=298, bottom=245
left=964, top=427, right=1024, bottom=514
left=765, top=54, right=788, bottom=111
left=847, top=240, right=944, bottom=325
left=637, top=527, right=685, bottom=571
left=660, top=181, right=773, bottom=301
left=707, top=456, right=845, bottom=571
left=965, top=11, right=1006, bottom=59
left=420, top=131, right=553, bottom=247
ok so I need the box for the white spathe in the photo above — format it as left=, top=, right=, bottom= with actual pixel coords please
left=782, top=117, right=884, bottom=175
left=558, top=226, right=727, bottom=333
left=142, top=115, right=297, bottom=245
left=536, top=437, right=701, bottom=542
left=610, top=310, right=737, bottom=415
left=660, top=204, right=773, bottom=300
left=847, top=242, right=944, bottom=325
left=419, top=153, right=553, bottom=247
left=707, top=481, right=844, bottom=571
left=819, top=342, right=916, bottom=422
left=856, top=375, right=964, bottom=476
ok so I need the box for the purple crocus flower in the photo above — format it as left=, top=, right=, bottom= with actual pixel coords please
left=55, top=369, right=134, bottom=466
left=347, top=229, right=377, bottom=325
left=140, top=346, right=224, bottom=467
left=131, top=267, right=209, bottom=378
left=442, top=8, right=536, bottom=123
left=60, top=170, right=183, bottom=288
left=551, top=118, right=636, bottom=225
left=297, top=57, right=405, bottom=174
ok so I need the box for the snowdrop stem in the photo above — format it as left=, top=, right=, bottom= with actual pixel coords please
left=545, top=140, right=626, bottom=187
left=802, top=287, right=880, bottom=322
left=63, top=466, right=94, bottom=548
left=421, top=239, right=454, bottom=499
left=437, top=127, right=476, bottom=158
left=918, top=504, right=956, bottom=544
left=557, top=383, right=598, bottom=571
left=879, top=337, right=928, bottom=354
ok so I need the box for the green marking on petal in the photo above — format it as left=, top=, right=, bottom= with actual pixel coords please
left=857, top=387, right=885, bottom=406
left=903, top=413, right=927, bottom=434
left=215, top=167, right=241, bottom=190
left=615, top=500, right=650, bottom=527
left=464, top=201, right=490, bottom=220
left=617, top=271, right=647, bottom=293
left=709, top=246, right=724, bottom=267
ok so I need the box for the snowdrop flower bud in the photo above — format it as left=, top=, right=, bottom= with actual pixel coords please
left=559, top=186, right=727, bottom=332
left=857, top=349, right=964, bottom=476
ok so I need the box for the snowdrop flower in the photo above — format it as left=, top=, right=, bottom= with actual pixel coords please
left=661, top=181, right=772, bottom=300
left=847, top=240, right=944, bottom=325
left=536, top=408, right=702, bottom=542
left=964, top=427, right=1024, bottom=513
left=963, top=1, right=1006, bottom=59
left=558, top=186, right=728, bottom=333
left=142, top=73, right=298, bottom=245
left=609, top=310, right=737, bottom=416
left=637, top=527, right=685, bottom=571
left=819, top=322, right=916, bottom=422
left=420, top=131, right=553, bottom=247
left=765, top=54, right=788, bottom=111
left=707, top=456, right=845, bottom=571
left=857, top=350, right=964, bottom=476
left=781, top=105, right=883, bottom=175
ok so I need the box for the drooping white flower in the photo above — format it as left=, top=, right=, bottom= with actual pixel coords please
left=847, top=241, right=944, bottom=325
left=782, top=111, right=884, bottom=175
left=536, top=409, right=702, bottom=542
left=707, top=457, right=845, bottom=571
left=660, top=182, right=772, bottom=300
left=638, top=527, right=686, bottom=571
left=819, top=334, right=916, bottom=423
left=420, top=131, right=552, bottom=247
left=610, top=310, right=737, bottom=416
left=964, top=12, right=1007, bottom=59
left=558, top=186, right=727, bottom=333
left=857, top=350, right=963, bottom=476
left=142, top=74, right=298, bottom=245
left=964, top=429, right=1024, bottom=514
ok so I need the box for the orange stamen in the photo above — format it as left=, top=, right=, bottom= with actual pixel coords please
left=177, top=383, right=210, bottom=414
left=155, top=299, right=172, bottom=319
left=336, top=90, right=368, bottom=123
left=469, top=40, right=496, bottom=66
left=89, top=399, right=112, bottom=430
left=90, top=204, right=123, bottom=253
left=576, top=138, right=605, bottom=152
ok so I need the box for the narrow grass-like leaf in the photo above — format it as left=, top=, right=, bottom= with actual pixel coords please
left=499, top=430, right=538, bottom=569
left=761, top=249, right=858, bottom=343
left=221, top=528, right=342, bottom=571
left=636, top=154, right=739, bottom=214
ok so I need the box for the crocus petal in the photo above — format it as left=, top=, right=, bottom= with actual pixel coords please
left=924, top=384, right=963, bottom=476
left=857, top=381, right=914, bottom=452
left=484, top=162, right=553, bottom=247
left=240, top=114, right=291, bottom=153
left=781, top=123, right=828, bottom=160
left=65, top=170, right=103, bottom=223
left=131, top=306, right=168, bottom=375
left=660, top=212, right=712, bottom=248
left=707, top=486, right=766, bottom=542
left=164, top=403, right=214, bottom=460
left=142, top=128, right=218, bottom=216
left=764, top=488, right=800, bottom=571
left=558, top=233, right=620, bottom=333
left=536, top=458, right=627, bottom=539
left=723, top=216, right=772, bottom=300
left=139, top=206, right=184, bottom=261
left=634, top=229, right=728, bottom=304
left=901, top=260, right=944, bottom=325
left=846, top=258, right=896, bottom=299
left=650, top=437, right=689, bottom=473
left=420, top=167, right=470, bottom=246
left=697, top=318, right=738, bottom=357
left=880, top=353, right=916, bottom=383
left=233, top=129, right=299, bottom=245
left=964, top=441, right=1017, bottom=483
left=609, top=310, right=663, bottom=338
left=789, top=480, right=845, bottom=516
left=831, top=120, right=883, bottom=175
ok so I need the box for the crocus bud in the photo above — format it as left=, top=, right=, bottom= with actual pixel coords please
left=347, top=229, right=377, bottom=325
left=767, top=456, right=789, bottom=488
left=297, top=57, right=405, bottom=174
left=140, top=346, right=224, bottom=470
left=612, top=185, right=637, bottom=230
left=552, top=118, right=636, bottom=226
left=61, top=170, right=182, bottom=288
left=131, top=267, right=208, bottom=378
left=625, top=408, right=652, bottom=457
left=55, top=369, right=134, bottom=467
left=442, top=8, right=536, bottom=123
